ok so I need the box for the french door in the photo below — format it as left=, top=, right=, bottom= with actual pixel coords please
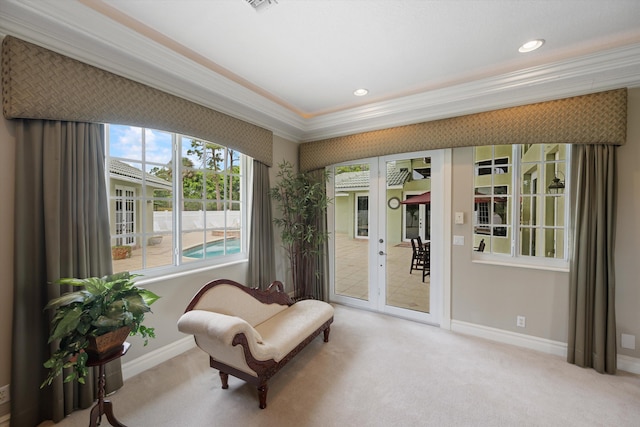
left=329, top=150, right=446, bottom=325
left=115, top=186, right=136, bottom=246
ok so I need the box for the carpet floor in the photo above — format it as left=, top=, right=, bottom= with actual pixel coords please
left=39, top=304, right=640, bottom=427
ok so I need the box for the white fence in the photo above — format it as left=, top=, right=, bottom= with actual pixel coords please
left=154, top=210, right=241, bottom=232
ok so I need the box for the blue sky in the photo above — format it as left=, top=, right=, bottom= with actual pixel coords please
left=108, top=125, right=241, bottom=172
left=108, top=125, right=173, bottom=168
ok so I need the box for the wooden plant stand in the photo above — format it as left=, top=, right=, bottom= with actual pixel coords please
left=86, top=342, right=130, bottom=427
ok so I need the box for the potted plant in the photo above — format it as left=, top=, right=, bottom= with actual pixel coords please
left=270, top=160, right=331, bottom=300
left=111, top=245, right=132, bottom=260
left=41, top=272, right=160, bottom=388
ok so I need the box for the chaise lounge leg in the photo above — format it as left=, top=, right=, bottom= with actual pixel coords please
left=257, top=384, right=268, bottom=409
left=323, top=326, right=331, bottom=342
left=219, top=371, right=229, bottom=389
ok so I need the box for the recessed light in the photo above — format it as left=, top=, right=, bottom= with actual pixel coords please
left=353, top=88, right=369, bottom=96
left=519, top=39, right=545, bottom=53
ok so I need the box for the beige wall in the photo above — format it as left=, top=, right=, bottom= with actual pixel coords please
left=614, top=87, right=640, bottom=359
left=1, top=90, right=639, bottom=420
left=270, top=135, right=299, bottom=293
left=451, top=146, right=571, bottom=341
left=120, top=263, right=248, bottom=362
left=450, top=87, right=640, bottom=359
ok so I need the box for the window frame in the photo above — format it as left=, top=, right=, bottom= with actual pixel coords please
left=105, top=124, right=249, bottom=278
left=472, top=144, right=570, bottom=271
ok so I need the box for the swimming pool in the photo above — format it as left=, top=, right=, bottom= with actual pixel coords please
left=182, top=238, right=241, bottom=258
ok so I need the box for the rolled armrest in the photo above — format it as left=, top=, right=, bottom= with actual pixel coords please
left=178, top=310, right=264, bottom=345
left=178, top=310, right=280, bottom=369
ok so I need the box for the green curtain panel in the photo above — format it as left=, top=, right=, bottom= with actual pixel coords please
left=248, top=160, right=276, bottom=289
left=567, top=144, right=617, bottom=374
left=11, top=120, right=120, bottom=426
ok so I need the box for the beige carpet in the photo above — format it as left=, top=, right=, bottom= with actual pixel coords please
left=39, top=305, right=640, bottom=427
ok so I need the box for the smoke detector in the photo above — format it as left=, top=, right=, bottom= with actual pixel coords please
left=245, top=0, right=278, bottom=12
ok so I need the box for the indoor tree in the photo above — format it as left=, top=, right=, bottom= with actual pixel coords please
left=270, top=161, right=331, bottom=300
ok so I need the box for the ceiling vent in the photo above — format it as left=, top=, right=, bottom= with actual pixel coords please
left=244, top=0, right=278, bottom=12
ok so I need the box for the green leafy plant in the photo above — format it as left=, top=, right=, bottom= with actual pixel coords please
left=41, top=272, right=160, bottom=387
left=270, top=160, right=331, bottom=300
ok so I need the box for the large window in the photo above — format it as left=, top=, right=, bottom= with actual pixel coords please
left=106, top=125, right=247, bottom=274
left=473, top=144, right=569, bottom=269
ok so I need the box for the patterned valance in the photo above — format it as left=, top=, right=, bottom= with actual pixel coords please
left=1, top=36, right=273, bottom=166
left=300, top=89, right=627, bottom=171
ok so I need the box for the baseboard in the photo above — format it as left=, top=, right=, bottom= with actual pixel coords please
left=617, top=354, right=640, bottom=375
left=450, top=320, right=640, bottom=375
left=122, top=336, right=196, bottom=381
left=451, top=320, right=568, bottom=357
left=0, top=338, right=196, bottom=426
left=120, top=323, right=640, bottom=380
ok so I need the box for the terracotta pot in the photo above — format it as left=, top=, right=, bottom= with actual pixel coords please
left=111, top=246, right=131, bottom=260
left=87, top=326, right=131, bottom=358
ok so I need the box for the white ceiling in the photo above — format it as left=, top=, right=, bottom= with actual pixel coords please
left=1, top=0, right=640, bottom=142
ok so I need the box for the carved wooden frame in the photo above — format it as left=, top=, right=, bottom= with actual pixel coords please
left=184, top=278, right=333, bottom=408
left=184, top=278, right=294, bottom=312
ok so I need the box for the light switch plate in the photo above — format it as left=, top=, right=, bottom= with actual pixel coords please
left=453, top=235, right=464, bottom=246
left=455, top=212, right=464, bottom=224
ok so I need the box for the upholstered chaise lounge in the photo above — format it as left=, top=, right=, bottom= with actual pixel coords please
left=177, top=279, right=334, bottom=408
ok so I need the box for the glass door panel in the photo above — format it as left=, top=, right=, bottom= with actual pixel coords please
left=383, top=157, right=431, bottom=315
left=333, top=163, right=371, bottom=302
left=329, top=152, right=443, bottom=325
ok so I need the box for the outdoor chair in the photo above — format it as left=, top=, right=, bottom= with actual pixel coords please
left=410, top=238, right=430, bottom=282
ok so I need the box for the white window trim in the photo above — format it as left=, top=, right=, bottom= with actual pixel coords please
left=106, top=125, right=248, bottom=277
left=472, top=145, right=570, bottom=271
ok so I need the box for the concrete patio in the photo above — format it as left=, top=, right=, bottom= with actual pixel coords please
left=334, top=233, right=430, bottom=313
left=113, top=231, right=430, bottom=313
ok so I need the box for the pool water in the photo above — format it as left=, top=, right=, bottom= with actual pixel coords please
left=182, top=238, right=241, bottom=258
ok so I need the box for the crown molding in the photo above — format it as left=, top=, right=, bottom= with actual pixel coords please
left=0, top=0, right=307, bottom=141
left=2, top=0, right=640, bottom=144
left=301, top=42, right=640, bottom=141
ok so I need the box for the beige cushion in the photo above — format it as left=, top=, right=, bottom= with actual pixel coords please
left=177, top=310, right=281, bottom=376
left=177, top=310, right=264, bottom=345
left=178, top=298, right=334, bottom=376
left=191, top=284, right=288, bottom=326
left=254, top=300, right=334, bottom=362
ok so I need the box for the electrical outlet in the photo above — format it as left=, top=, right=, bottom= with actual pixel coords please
left=516, top=316, right=526, bottom=328
left=0, top=384, right=9, bottom=405
left=621, top=333, right=636, bottom=350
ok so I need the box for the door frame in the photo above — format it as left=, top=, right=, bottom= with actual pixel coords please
left=402, top=190, right=427, bottom=242
left=328, top=150, right=452, bottom=328
left=376, top=152, right=443, bottom=324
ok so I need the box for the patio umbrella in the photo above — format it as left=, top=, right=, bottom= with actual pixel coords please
left=401, top=191, right=430, bottom=205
